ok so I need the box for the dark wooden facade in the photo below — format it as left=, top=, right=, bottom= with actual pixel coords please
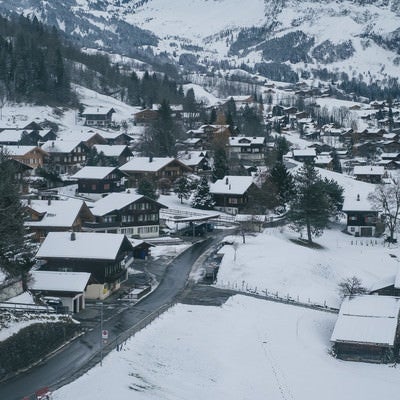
left=76, top=170, right=126, bottom=194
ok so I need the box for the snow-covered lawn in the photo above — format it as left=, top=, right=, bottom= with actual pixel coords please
left=54, top=295, right=400, bottom=400
left=217, top=227, right=398, bottom=308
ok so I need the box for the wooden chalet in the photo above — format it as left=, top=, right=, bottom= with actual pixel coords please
left=93, top=144, right=133, bottom=166
left=41, top=140, right=90, bottom=175
left=292, top=148, right=317, bottom=163
left=210, top=175, right=258, bottom=215
left=228, top=136, right=266, bottom=163
left=85, top=192, right=167, bottom=238
left=120, top=157, right=192, bottom=187
left=24, top=198, right=95, bottom=242
left=0, top=129, right=41, bottom=146
left=81, top=107, right=115, bottom=127
left=353, top=166, right=385, bottom=184
left=36, top=232, right=135, bottom=299
left=342, top=193, right=379, bottom=237
left=97, top=131, right=132, bottom=146
left=133, top=109, right=159, bottom=126
left=3, top=145, right=48, bottom=169
left=331, top=295, right=400, bottom=363
left=72, top=166, right=126, bottom=194
left=177, top=150, right=210, bottom=173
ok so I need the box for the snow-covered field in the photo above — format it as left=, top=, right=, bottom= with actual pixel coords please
left=54, top=295, right=400, bottom=400
left=217, top=226, right=399, bottom=308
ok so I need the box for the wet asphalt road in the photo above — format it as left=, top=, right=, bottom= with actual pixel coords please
left=0, top=236, right=227, bottom=400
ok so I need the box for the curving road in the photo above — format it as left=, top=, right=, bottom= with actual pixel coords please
left=0, top=237, right=218, bottom=400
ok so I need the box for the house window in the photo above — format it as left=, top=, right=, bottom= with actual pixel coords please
left=91, top=184, right=97, bottom=191
left=104, top=183, right=110, bottom=190
left=349, top=216, right=357, bottom=221
left=228, top=198, right=239, bottom=204
left=350, top=227, right=355, bottom=232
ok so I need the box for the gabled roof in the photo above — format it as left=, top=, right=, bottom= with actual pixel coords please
left=36, top=231, right=132, bottom=260
left=93, top=144, right=131, bottom=157
left=229, top=136, right=265, bottom=146
left=342, top=193, right=375, bottom=212
left=210, top=175, right=254, bottom=195
left=292, top=148, right=316, bottom=157
left=120, top=157, right=191, bottom=173
left=353, top=166, right=385, bottom=176
left=331, top=295, right=400, bottom=346
left=2, top=145, right=47, bottom=156
left=90, top=192, right=166, bottom=216
left=41, top=140, right=84, bottom=154
left=0, top=129, right=33, bottom=142
left=177, top=151, right=208, bottom=167
left=30, top=271, right=91, bottom=293
left=24, top=198, right=88, bottom=228
left=71, top=166, right=118, bottom=180
left=81, top=107, right=115, bottom=116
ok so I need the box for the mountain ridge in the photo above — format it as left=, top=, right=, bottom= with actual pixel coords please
left=1, top=0, right=400, bottom=89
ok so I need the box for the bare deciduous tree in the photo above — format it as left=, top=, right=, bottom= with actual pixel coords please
left=338, top=276, right=367, bottom=297
left=368, top=178, right=400, bottom=243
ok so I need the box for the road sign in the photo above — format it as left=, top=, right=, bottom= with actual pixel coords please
left=102, top=329, right=108, bottom=340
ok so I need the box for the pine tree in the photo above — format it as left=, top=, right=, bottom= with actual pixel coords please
left=287, top=163, right=343, bottom=243
left=0, top=150, right=31, bottom=286
left=192, top=176, right=215, bottom=210
left=212, top=147, right=229, bottom=182
left=137, top=178, right=158, bottom=200
left=331, top=149, right=342, bottom=173
left=174, top=176, right=192, bottom=204
left=270, top=162, right=295, bottom=206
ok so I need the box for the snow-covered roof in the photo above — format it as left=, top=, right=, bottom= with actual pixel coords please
left=41, top=140, right=83, bottom=154
left=229, top=136, right=265, bottom=146
left=93, top=144, right=130, bottom=157
left=30, top=271, right=91, bottom=293
left=210, top=176, right=254, bottom=195
left=342, top=193, right=374, bottom=212
left=331, top=295, right=400, bottom=346
left=353, top=166, right=385, bottom=176
left=120, top=157, right=178, bottom=172
left=71, top=166, right=117, bottom=180
left=36, top=232, right=129, bottom=260
left=234, top=214, right=266, bottom=222
left=2, top=145, right=41, bottom=156
left=177, top=151, right=207, bottom=167
left=90, top=192, right=145, bottom=216
left=82, top=107, right=114, bottom=115
left=24, top=198, right=86, bottom=228
left=292, top=149, right=316, bottom=157
left=314, top=155, right=332, bottom=165
left=0, top=129, right=31, bottom=142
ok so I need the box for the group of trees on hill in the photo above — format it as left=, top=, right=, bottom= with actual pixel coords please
left=0, top=13, right=187, bottom=109
left=0, top=14, right=72, bottom=105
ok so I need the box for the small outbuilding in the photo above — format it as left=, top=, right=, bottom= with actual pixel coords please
left=29, top=270, right=91, bottom=313
left=331, top=295, right=400, bottom=363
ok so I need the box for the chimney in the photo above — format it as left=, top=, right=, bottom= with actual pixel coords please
left=47, top=198, right=51, bottom=206
left=229, top=184, right=231, bottom=190
left=225, top=177, right=229, bottom=185
left=70, top=231, right=76, bottom=241
left=51, top=141, right=55, bottom=148
left=357, top=194, right=360, bottom=201
left=149, top=155, right=153, bottom=163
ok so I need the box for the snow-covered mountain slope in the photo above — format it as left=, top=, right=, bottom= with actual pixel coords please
left=1, top=0, right=400, bottom=84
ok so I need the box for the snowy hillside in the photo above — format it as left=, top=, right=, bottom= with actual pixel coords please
left=54, top=296, right=400, bottom=400
left=2, top=0, right=400, bottom=85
